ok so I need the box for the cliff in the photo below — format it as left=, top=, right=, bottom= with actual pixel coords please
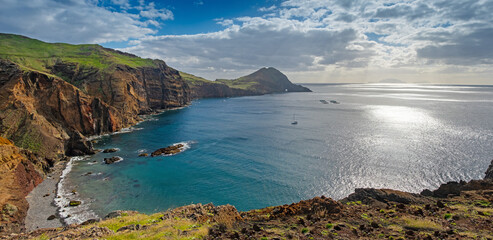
left=0, top=33, right=191, bottom=157
left=9, top=160, right=493, bottom=239
left=0, top=137, right=44, bottom=233
left=181, top=67, right=311, bottom=99
left=0, top=34, right=191, bottom=234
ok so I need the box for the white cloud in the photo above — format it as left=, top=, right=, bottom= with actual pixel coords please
left=120, top=0, right=491, bottom=83
left=259, top=5, right=276, bottom=12
left=0, top=0, right=172, bottom=44
left=1, top=0, right=492, bottom=83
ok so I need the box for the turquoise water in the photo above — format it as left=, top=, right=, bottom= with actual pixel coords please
left=62, top=84, right=493, bottom=223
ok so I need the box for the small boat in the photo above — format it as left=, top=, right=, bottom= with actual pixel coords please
left=291, top=114, right=298, bottom=125
left=320, top=100, right=328, bottom=104
left=329, top=100, right=340, bottom=104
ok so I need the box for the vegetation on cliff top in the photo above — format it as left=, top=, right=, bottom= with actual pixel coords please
left=0, top=33, right=157, bottom=74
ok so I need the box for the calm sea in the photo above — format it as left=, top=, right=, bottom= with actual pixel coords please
left=59, top=84, right=493, bottom=224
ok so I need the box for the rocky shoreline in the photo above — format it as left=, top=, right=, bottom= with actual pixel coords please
left=3, top=160, right=492, bottom=239
left=24, top=160, right=66, bottom=231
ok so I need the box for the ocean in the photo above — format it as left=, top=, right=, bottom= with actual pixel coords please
left=58, top=83, right=493, bottom=224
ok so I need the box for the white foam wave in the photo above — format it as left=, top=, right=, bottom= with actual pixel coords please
left=55, top=156, right=99, bottom=225
left=86, top=127, right=144, bottom=141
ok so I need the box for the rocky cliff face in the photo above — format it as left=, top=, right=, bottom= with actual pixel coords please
left=0, top=137, right=44, bottom=233
left=0, top=58, right=190, bottom=158
left=51, top=61, right=190, bottom=116
left=0, top=60, right=129, bottom=159
left=0, top=43, right=190, bottom=234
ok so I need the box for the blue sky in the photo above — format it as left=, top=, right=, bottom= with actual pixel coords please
left=1, top=0, right=493, bottom=84
left=101, top=0, right=277, bottom=48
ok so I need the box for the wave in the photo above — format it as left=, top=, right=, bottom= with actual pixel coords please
left=55, top=156, right=99, bottom=225
left=86, top=127, right=144, bottom=141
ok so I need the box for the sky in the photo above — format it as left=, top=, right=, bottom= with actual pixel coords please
left=1, top=0, right=493, bottom=84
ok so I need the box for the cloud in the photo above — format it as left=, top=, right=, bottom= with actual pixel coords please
left=417, top=27, right=493, bottom=65
left=2, top=0, right=492, bottom=83
left=0, top=0, right=172, bottom=44
left=259, top=5, right=277, bottom=12
left=122, top=17, right=375, bottom=79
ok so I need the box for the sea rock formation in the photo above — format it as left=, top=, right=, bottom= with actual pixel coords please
left=104, top=156, right=122, bottom=164
left=151, top=144, right=184, bottom=157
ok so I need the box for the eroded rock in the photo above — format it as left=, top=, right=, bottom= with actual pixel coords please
left=151, top=144, right=184, bottom=157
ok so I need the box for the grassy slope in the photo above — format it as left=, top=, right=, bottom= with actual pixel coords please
left=0, top=33, right=156, bottom=75
left=179, top=71, right=257, bottom=91
left=179, top=71, right=213, bottom=86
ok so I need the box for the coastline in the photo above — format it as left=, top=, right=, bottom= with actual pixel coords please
left=29, top=106, right=191, bottom=228
left=24, top=160, right=66, bottom=231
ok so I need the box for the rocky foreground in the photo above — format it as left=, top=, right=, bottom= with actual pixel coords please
left=3, top=160, right=491, bottom=240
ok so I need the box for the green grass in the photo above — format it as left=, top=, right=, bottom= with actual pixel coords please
left=0, top=33, right=157, bottom=75
left=401, top=216, right=443, bottom=231
left=179, top=72, right=212, bottom=86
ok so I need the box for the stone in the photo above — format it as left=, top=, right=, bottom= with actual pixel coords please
left=69, top=200, right=81, bottom=207
left=103, top=148, right=119, bottom=153
left=47, top=215, right=56, bottom=220
left=104, top=156, right=122, bottom=164
left=151, top=144, right=184, bottom=157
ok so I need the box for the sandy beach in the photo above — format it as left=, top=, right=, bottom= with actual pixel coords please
left=24, top=160, right=66, bottom=231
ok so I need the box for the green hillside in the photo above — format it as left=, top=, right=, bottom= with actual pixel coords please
left=179, top=71, right=212, bottom=86
left=0, top=33, right=156, bottom=74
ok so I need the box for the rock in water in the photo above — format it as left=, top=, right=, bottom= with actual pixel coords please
left=138, top=153, right=149, bottom=157
left=151, top=144, right=184, bottom=157
left=103, top=148, right=119, bottom=153
left=69, top=200, right=81, bottom=207
left=104, top=156, right=122, bottom=164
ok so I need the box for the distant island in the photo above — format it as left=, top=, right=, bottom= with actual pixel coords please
left=378, top=78, right=406, bottom=83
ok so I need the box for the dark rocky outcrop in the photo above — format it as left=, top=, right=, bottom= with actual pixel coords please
left=421, top=160, right=493, bottom=198
left=104, top=157, right=122, bottom=164
left=485, top=159, right=493, bottom=180
left=151, top=144, right=184, bottom=157
left=102, top=148, right=118, bottom=153
left=66, top=132, right=95, bottom=156
left=343, top=188, right=431, bottom=206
